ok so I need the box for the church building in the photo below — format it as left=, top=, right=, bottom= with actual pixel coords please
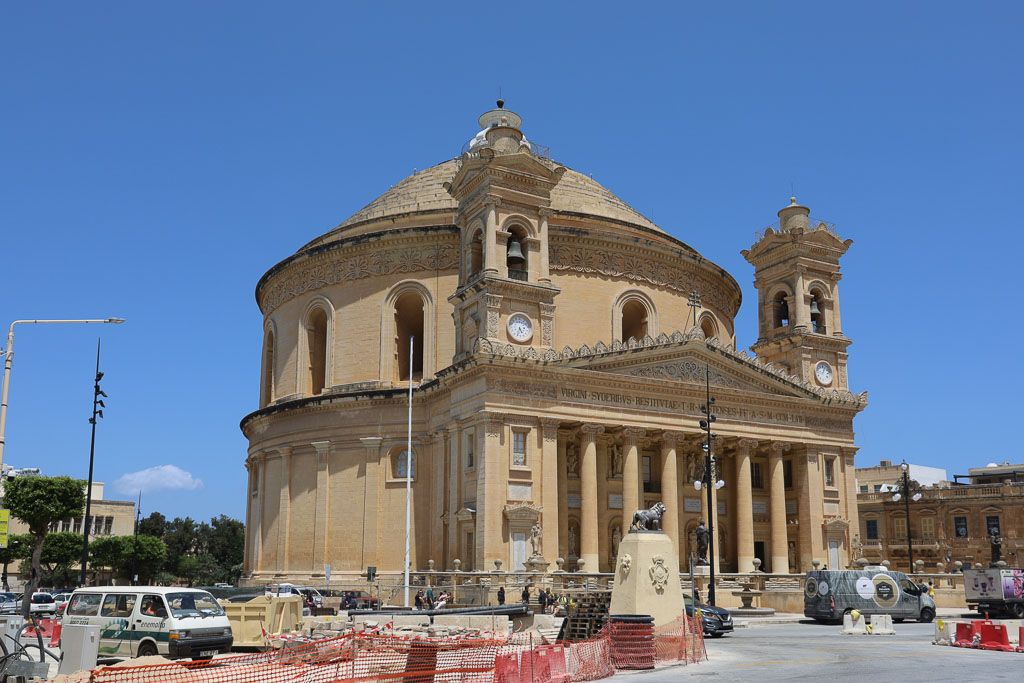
left=241, top=102, right=867, bottom=581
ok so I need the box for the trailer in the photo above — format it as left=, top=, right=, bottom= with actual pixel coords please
left=963, top=567, right=1024, bottom=618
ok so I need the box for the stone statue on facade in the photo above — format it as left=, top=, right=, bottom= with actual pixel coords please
left=990, top=528, right=1003, bottom=566
left=695, top=521, right=710, bottom=565
left=610, top=524, right=622, bottom=562
left=630, top=502, right=667, bottom=531
left=610, top=443, right=624, bottom=478
left=530, top=522, right=543, bottom=557
left=566, top=443, right=580, bottom=478
left=568, top=525, right=579, bottom=558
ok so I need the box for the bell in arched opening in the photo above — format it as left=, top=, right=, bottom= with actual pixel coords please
left=506, top=237, right=527, bottom=281
left=809, top=298, right=821, bottom=316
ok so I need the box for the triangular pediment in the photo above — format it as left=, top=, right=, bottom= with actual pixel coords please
left=471, top=330, right=867, bottom=409
left=447, top=152, right=563, bottom=200
left=576, top=344, right=809, bottom=398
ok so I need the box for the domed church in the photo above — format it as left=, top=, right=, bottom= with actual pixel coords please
left=240, top=102, right=867, bottom=582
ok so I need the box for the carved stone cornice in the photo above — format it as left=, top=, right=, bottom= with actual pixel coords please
left=580, top=424, right=605, bottom=438
left=504, top=503, right=542, bottom=524
left=258, top=232, right=459, bottom=314
left=548, top=232, right=741, bottom=316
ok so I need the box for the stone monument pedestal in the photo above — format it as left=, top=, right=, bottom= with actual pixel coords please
left=524, top=556, right=550, bottom=574
left=609, top=531, right=684, bottom=627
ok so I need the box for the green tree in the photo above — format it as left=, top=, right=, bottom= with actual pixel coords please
left=138, top=512, right=167, bottom=539
left=89, top=536, right=126, bottom=576
left=2, top=476, right=85, bottom=615
left=122, top=535, right=167, bottom=584
left=40, top=531, right=84, bottom=586
left=0, top=533, right=33, bottom=591
left=207, top=515, right=244, bottom=576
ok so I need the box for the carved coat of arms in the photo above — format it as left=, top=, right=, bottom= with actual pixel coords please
left=649, top=555, right=669, bottom=593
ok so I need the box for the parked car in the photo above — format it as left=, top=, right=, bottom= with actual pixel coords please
left=0, top=592, right=19, bottom=614
left=341, top=590, right=381, bottom=610
left=683, top=592, right=734, bottom=637
left=29, top=592, right=57, bottom=615
left=52, top=592, right=73, bottom=615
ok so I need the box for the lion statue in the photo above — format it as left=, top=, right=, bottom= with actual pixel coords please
left=630, top=502, right=667, bottom=531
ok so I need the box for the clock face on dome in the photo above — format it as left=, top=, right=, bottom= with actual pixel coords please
left=815, top=361, right=834, bottom=386
left=507, top=313, right=533, bottom=343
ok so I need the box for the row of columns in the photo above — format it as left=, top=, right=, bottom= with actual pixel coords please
left=562, top=425, right=795, bottom=574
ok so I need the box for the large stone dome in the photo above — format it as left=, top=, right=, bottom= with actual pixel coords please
left=303, top=157, right=668, bottom=250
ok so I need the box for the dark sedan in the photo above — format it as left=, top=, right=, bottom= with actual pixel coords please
left=683, top=593, right=734, bottom=637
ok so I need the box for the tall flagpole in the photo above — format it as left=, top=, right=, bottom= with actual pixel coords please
left=403, top=336, right=414, bottom=607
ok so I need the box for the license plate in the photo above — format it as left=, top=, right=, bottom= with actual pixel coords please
left=199, top=650, right=217, bottom=658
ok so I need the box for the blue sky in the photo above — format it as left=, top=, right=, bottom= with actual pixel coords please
left=2, top=2, right=1021, bottom=520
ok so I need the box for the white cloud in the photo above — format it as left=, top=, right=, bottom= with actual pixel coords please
left=114, top=465, right=204, bottom=495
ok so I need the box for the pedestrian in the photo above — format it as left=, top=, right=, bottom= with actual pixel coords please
left=426, top=585, right=435, bottom=609
left=497, top=586, right=506, bottom=605
left=693, top=586, right=702, bottom=604
left=538, top=588, right=547, bottom=612
left=415, top=590, right=424, bottom=610
left=521, top=586, right=530, bottom=605
left=435, top=591, right=448, bottom=609
left=927, top=581, right=935, bottom=598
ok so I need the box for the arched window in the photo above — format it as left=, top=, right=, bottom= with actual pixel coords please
left=260, top=327, right=275, bottom=407
left=395, top=292, right=424, bottom=382
left=772, top=292, right=790, bottom=328
left=506, top=225, right=528, bottom=281
left=699, top=314, right=718, bottom=340
left=468, top=228, right=483, bottom=279
left=810, top=289, right=827, bottom=334
left=614, top=291, right=657, bottom=342
left=621, top=300, right=648, bottom=341
left=305, top=307, right=328, bottom=395
left=393, top=449, right=416, bottom=480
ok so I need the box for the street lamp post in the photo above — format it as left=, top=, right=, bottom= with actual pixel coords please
left=891, top=461, right=922, bottom=573
left=693, top=364, right=725, bottom=605
left=0, top=318, right=125, bottom=473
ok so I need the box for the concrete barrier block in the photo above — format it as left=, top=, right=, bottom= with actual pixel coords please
left=841, top=612, right=868, bottom=635
left=870, top=614, right=895, bottom=635
left=933, top=619, right=954, bottom=645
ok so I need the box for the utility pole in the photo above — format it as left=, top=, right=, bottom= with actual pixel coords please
left=79, top=340, right=107, bottom=587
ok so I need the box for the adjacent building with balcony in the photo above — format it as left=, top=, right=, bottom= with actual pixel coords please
left=856, top=460, right=1024, bottom=571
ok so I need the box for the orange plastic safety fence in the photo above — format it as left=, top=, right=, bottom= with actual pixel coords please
left=653, top=615, right=705, bottom=664
left=563, top=629, right=615, bottom=682
left=88, top=632, right=508, bottom=683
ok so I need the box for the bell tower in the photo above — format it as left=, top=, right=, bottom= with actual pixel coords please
left=742, top=198, right=854, bottom=390
left=445, top=101, right=563, bottom=361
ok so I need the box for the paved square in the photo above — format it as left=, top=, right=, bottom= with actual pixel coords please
left=619, top=621, right=1023, bottom=681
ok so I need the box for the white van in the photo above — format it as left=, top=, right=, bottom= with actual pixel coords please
left=64, top=586, right=233, bottom=660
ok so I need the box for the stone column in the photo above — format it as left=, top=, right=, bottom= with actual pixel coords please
left=798, top=445, right=825, bottom=571
left=484, top=201, right=498, bottom=274
left=768, top=442, right=790, bottom=573
left=735, top=439, right=757, bottom=573
left=476, top=414, right=506, bottom=570
left=360, top=437, right=383, bottom=570
left=430, top=431, right=447, bottom=566
left=830, top=274, right=843, bottom=336
left=557, top=433, right=569, bottom=562
left=253, top=454, right=265, bottom=573
left=659, top=432, right=681, bottom=553
left=842, top=447, right=860, bottom=564
left=541, top=419, right=561, bottom=563
left=538, top=210, right=551, bottom=283
left=277, top=446, right=293, bottom=573
left=621, top=428, right=645, bottom=523
left=579, top=424, right=604, bottom=571
left=243, top=457, right=255, bottom=574
left=311, top=440, right=331, bottom=573
left=446, top=424, right=460, bottom=569
left=793, top=265, right=808, bottom=330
